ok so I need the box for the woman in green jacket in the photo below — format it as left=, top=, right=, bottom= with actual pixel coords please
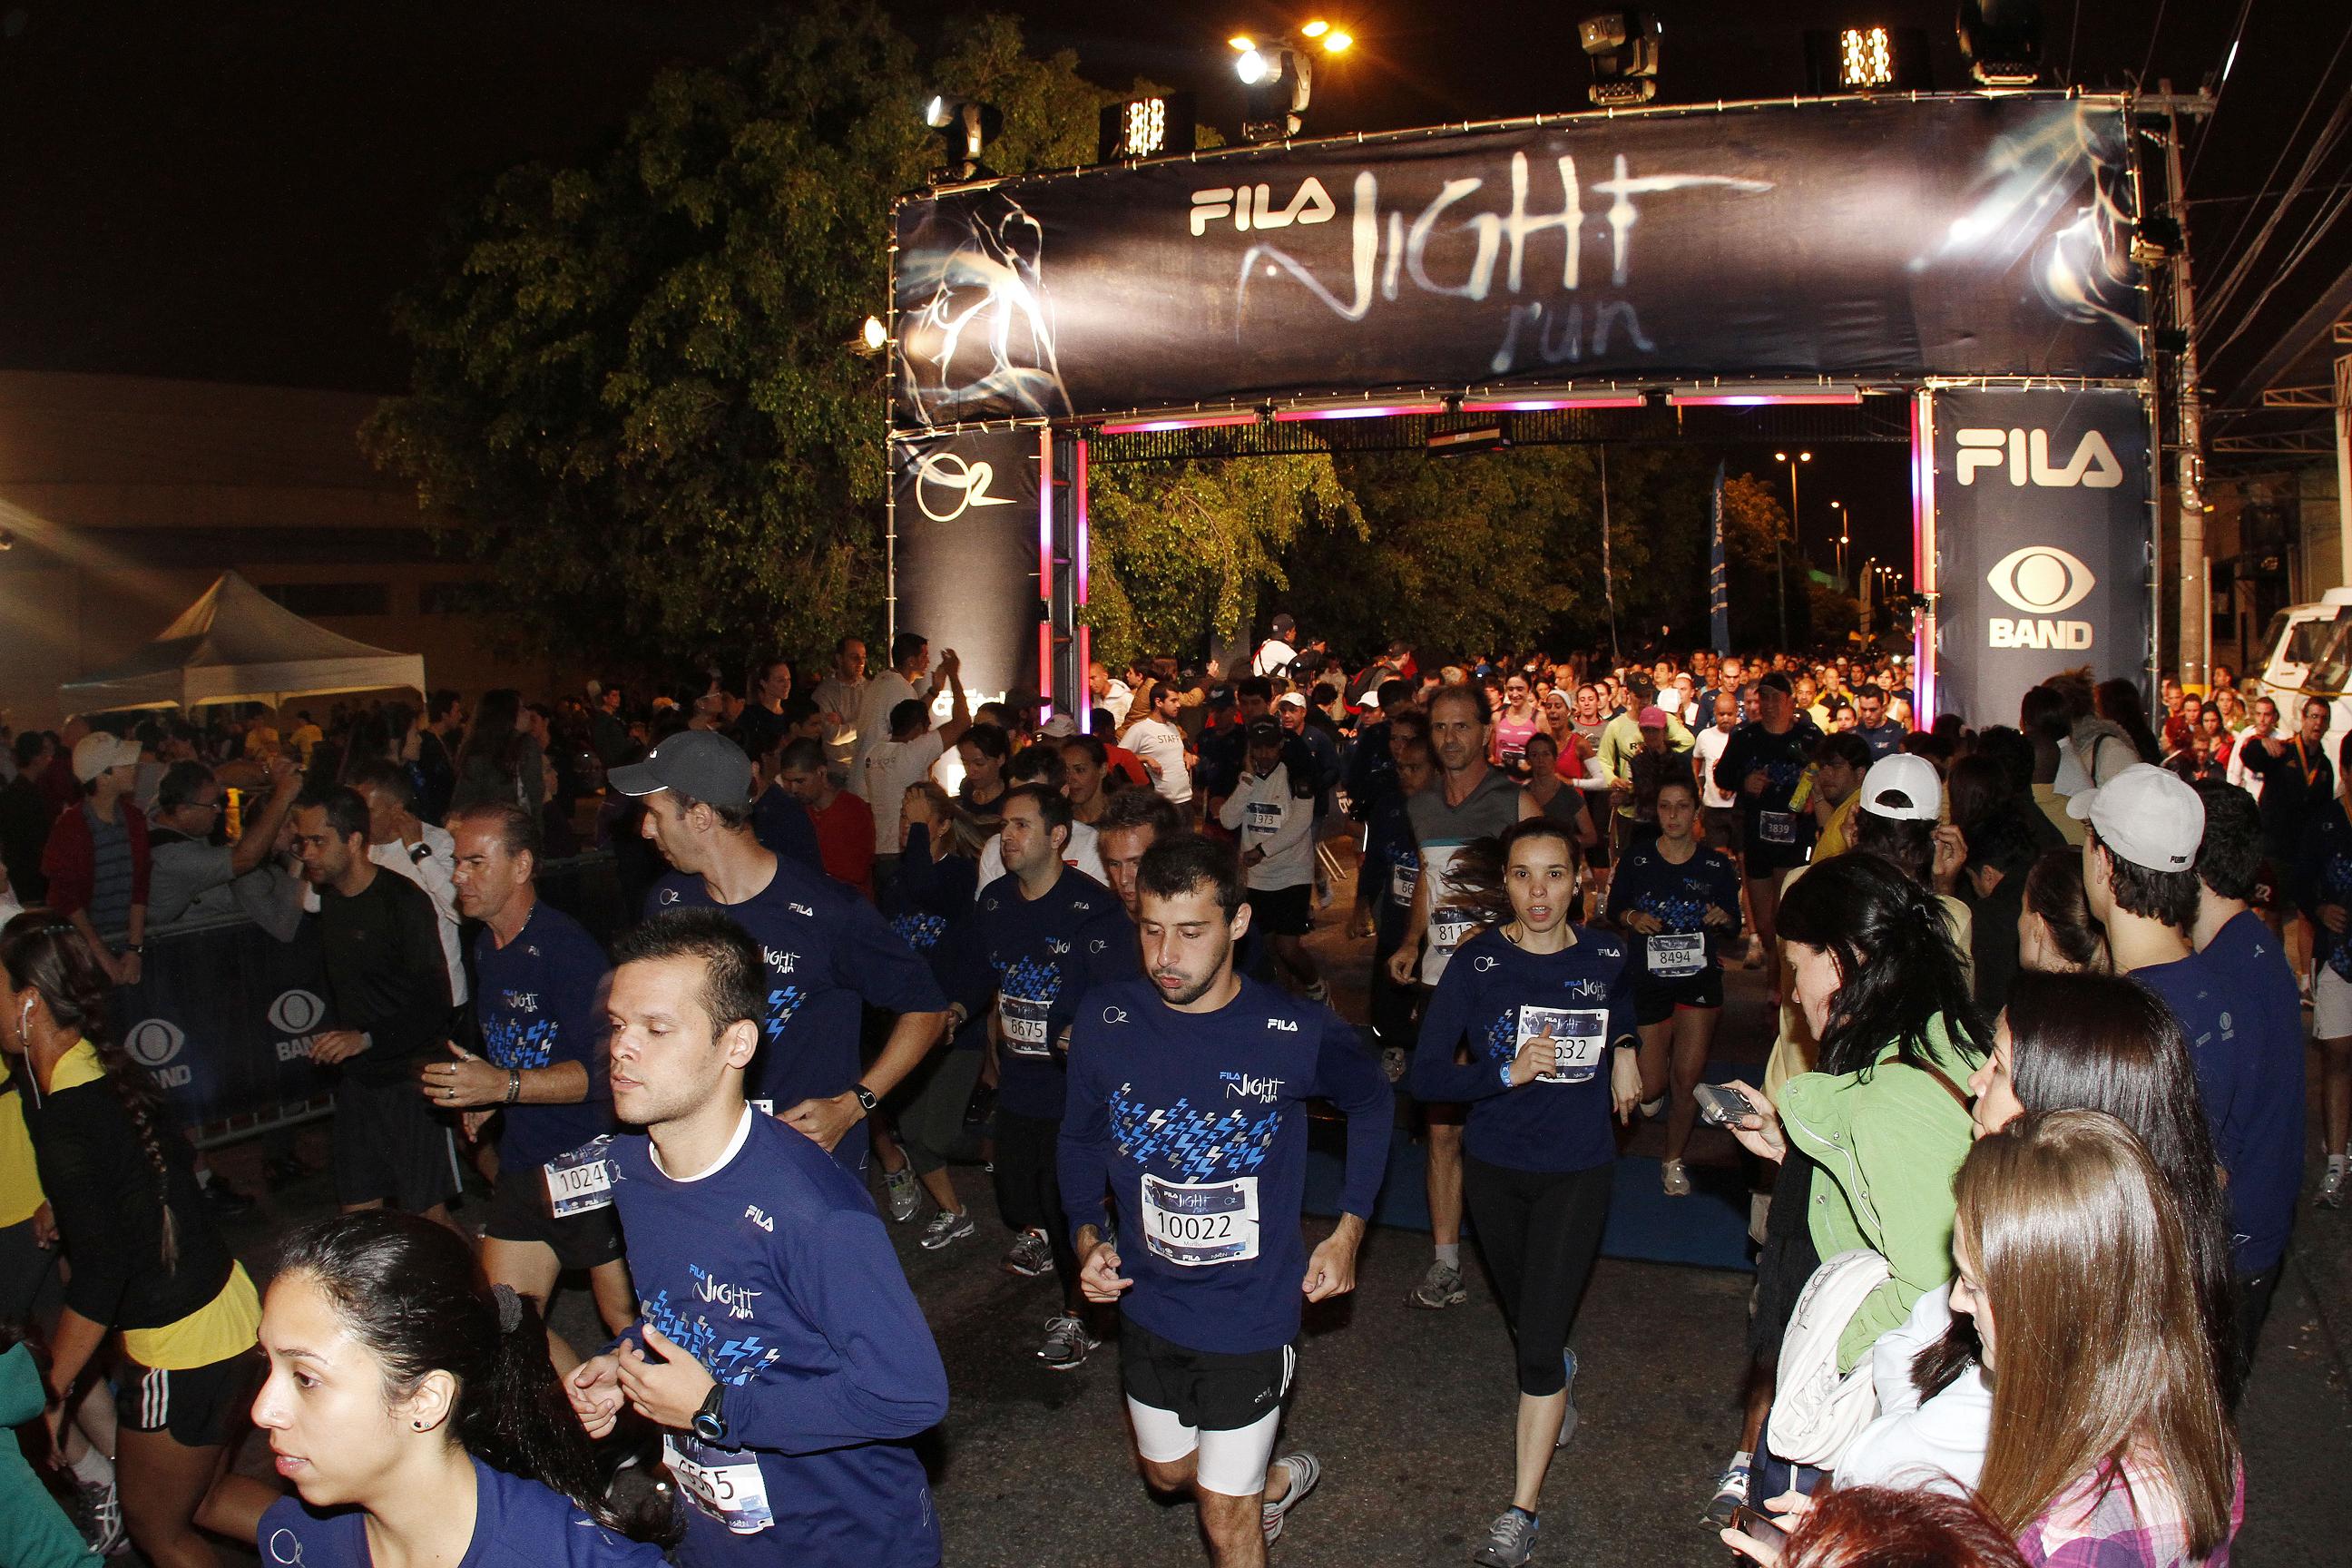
left=1722, top=855, right=1985, bottom=1477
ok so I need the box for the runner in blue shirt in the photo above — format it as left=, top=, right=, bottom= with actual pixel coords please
left=418, top=800, right=632, bottom=1370
left=611, top=731, right=948, bottom=1177
left=1603, top=775, right=1742, bottom=1200
left=1061, top=835, right=1390, bottom=1564
left=1409, top=818, right=1641, bottom=1568
left=566, top=911, right=948, bottom=1568
left=946, top=784, right=1137, bottom=1370
left=254, top=1211, right=668, bottom=1568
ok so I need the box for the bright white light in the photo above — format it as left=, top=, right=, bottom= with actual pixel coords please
left=1228, top=34, right=1253, bottom=50
left=1236, top=47, right=1270, bottom=84
left=924, top=95, right=950, bottom=128
left=1323, top=29, right=1352, bottom=53
left=1839, top=26, right=1894, bottom=88
left=2222, top=38, right=2239, bottom=81
left=861, top=316, right=887, bottom=350
left=1301, top=19, right=1329, bottom=37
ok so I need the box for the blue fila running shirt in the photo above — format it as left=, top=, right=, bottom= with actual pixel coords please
left=948, top=870, right=1137, bottom=1121
left=260, top=1455, right=666, bottom=1568
left=1059, top=975, right=1391, bottom=1355
left=645, top=856, right=945, bottom=1171
left=471, top=899, right=612, bottom=1171
left=1603, top=840, right=1744, bottom=981
left=1408, top=925, right=1638, bottom=1173
left=604, top=1109, right=947, bottom=1568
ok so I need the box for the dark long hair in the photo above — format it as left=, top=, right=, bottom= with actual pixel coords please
left=2093, top=679, right=2162, bottom=763
left=2021, top=850, right=2111, bottom=972
left=1776, top=854, right=1984, bottom=1078
left=273, top=1212, right=669, bottom=1540
left=1, top=912, right=181, bottom=1271
left=456, top=688, right=527, bottom=782
left=1443, top=818, right=1583, bottom=928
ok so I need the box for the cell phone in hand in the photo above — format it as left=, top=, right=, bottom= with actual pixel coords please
left=1731, top=1504, right=1788, bottom=1549
left=1693, top=1082, right=1757, bottom=1128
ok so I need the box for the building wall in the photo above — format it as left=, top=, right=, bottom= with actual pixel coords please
left=0, top=370, right=570, bottom=731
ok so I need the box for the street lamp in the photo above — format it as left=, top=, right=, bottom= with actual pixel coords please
left=1771, top=450, right=1810, bottom=647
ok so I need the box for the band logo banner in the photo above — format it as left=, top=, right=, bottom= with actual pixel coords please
left=1932, top=387, right=2150, bottom=726
left=892, top=96, right=2141, bottom=428
left=890, top=428, right=1044, bottom=707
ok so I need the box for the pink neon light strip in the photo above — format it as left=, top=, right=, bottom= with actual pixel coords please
left=1457, top=396, right=1647, bottom=412
left=1666, top=391, right=1865, bottom=407
left=1910, top=390, right=1936, bottom=727
left=1097, top=412, right=1258, bottom=435
left=1270, top=402, right=1446, bottom=422
left=1073, top=436, right=1091, bottom=732
left=1037, top=428, right=1054, bottom=707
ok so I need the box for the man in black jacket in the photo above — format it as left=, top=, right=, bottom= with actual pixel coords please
left=290, top=786, right=457, bottom=1225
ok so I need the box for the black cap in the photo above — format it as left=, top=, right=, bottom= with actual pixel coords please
left=606, top=730, right=753, bottom=808
left=1245, top=716, right=1282, bottom=742
left=1270, top=612, right=1296, bottom=634
left=1758, top=671, right=1795, bottom=696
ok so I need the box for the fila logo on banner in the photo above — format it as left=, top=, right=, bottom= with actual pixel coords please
left=912, top=452, right=1015, bottom=523
left=1955, top=428, right=2125, bottom=489
left=1986, top=545, right=2096, bottom=650
left=1190, top=178, right=1338, bottom=237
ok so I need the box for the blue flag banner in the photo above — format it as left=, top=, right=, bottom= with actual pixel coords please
left=1709, top=460, right=1730, bottom=654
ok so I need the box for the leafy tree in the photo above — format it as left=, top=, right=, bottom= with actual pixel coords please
left=366, top=6, right=1140, bottom=673
left=1718, top=470, right=1801, bottom=648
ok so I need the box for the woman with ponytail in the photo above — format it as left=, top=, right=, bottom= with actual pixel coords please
left=254, top=1210, right=671, bottom=1567
left=0, top=910, right=278, bottom=1568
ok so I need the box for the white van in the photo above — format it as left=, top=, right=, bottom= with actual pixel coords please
left=2252, top=588, right=2352, bottom=750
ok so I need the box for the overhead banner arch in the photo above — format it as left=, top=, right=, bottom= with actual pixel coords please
left=890, top=94, right=2141, bottom=429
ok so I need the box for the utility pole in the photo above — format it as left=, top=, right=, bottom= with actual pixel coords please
left=2151, top=83, right=2216, bottom=690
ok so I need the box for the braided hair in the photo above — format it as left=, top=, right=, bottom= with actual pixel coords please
left=1, top=910, right=181, bottom=1272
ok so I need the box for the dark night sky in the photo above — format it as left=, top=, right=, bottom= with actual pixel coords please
left=0, top=2, right=2344, bottom=584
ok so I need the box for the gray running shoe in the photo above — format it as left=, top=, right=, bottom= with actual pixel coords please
left=918, top=1209, right=975, bottom=1250
left=1660, top=1158, right=1692, bottom=1198
left=1555, top=1348, right=1579, bottom=1447
left=1261, top=1452, right=1320, bottom=1543
left=1472, top=1507, right=1539, bottom=1567
left=1035, top=1313, right=1100, bottom=1370
left=1002, top=1230, right=1054, bottom=1277
left=2319, top=1162, right=2348, bottom=1209
left=1406, top=1259, right=1467, bottom=1309
left=1703, top=1456, right=1752, bottom=1527
left=883, top=1166, right=920, bottom=1222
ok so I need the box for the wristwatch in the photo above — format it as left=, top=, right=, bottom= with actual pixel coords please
left=851, top=1082, right=879, bottom=1115
left=408, top=842, right=432, bottom=865
left=691, top=1384, right=728, bottom=1445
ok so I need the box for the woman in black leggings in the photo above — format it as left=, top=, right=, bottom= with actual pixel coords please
left=1409, top=819, right=1643, bottom=1568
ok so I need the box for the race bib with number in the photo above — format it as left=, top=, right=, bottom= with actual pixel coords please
left=1432, top=910, right=1477, bottom=955
left=1518, top=1005, right=1608, bottom=1083
left=664, top=1436, right=774, bottom=1534
left=1244, top=800, right=1283, bottom=838
left=1646, top=932, right=1705, bottom=979
left=1139, top=1173, right=1260, bottom=1267
left=544, top=1136, right=614, bottom=1218
left=998, top=994, right=1053, bottom=1057
left=1389, top=860, right=1419, bottom=908
left=1758, top=810, right=1798, bottom=846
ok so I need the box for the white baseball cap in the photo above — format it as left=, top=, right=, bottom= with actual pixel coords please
left=71, top=732, right=142, bottom=783
left=1858, top=753, right=1941, bottom=822
left=2067, top=763, right=2204, bottom=872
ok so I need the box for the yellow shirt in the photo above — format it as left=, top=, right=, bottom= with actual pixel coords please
left=1813, top=791, right=1863, bottom=862
left=0, top=1059, right=44, bottom=1229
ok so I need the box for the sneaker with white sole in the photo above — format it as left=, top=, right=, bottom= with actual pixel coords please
left=2319, top=1161, right=2349, bottom=1210
left=1002, top=1230, right=1054, bottom=1277
left=1406, top=1258, right=1467, bottom=1308
left=1472, top=1506, right=1538, bottom=1567
left=919, top=1209, right=975, bottom=1250
left=1555, top=1348, right=1579, bottom=1447
left=1660, top=1158, right=1692, bottom=1197
left=882, top=1167, right=920, bottom=1223
left=75, top=1478, right=126, bottom=1556
left=1639, top=1093, right=1668, bottom=1121
left=1035, top=1313, right=1100, bottom=1370
left=1703, top=1455, right=1752, bottom=1527
left=1260, top=1452, right=1320, bottom=1543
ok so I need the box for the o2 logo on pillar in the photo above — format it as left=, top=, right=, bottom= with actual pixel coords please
left=269, top=988, right=328, bottom=1063
left=124, top=1018, right=193, bottom=1087
left=1986, top=545, right=2096, bottom=651
left=913, top=451, right=1016, bottom=523
left=1955, top=427, right=2125, bottom=489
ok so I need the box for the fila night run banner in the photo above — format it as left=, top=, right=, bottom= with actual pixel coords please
left=890, top=96, right=2141, bottom=428
left=890, top=428, right=1044, bottom=704
left=1933, top=388, right=2151, bottom=727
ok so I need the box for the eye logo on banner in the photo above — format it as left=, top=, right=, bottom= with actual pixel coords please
left=1955, top=428, right=2126, bottom=489
left=913, top=452, right=1017, bottom=523
left=268, top=988, right=327, bottom=1035
left=1986, top=545, right=2097, bottom=650
left=123, top=1018, right=185, bottom=1069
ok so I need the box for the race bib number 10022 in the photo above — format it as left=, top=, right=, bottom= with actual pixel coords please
left=1139, top=1173, right=1260, bottom=1267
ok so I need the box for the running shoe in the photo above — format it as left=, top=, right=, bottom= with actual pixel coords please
left=2319, top=1161, right=2348, bottom=1210
left=1660, top=1158, right=1692, bottom=1198
left=1703, top=1456, right=1752, bottom=1527
left=1379, top=1044, right=1409, bottom=1083
left=1555, top=1348, right=1579, bottom=1448
left=1035, top=1313, right=1100, bottom=1371
left=883, top=1167, right=920, bottom=1223
left=919, top=1209, right=975, bottom=1250
left=1472, top=1506, right=1538, bottom=1567
left=1260, top=1452, right=1320, bottom=1544
left=1406, top=1259, right=1467, bottom=1309
left=1002, top=1230, right=1054, bottom=1278
left=75, top=1477, right=126, bottom=1556
left=1639, top=1093, right=1668, bottom=1121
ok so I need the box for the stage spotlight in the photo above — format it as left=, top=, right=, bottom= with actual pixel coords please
left=923, top=96, right=1002, bottom=184
left=1322, top=29, right=1352, bottom=53
left=1955, top=0, right=2041, bottom=86
left=1579, top=13, right=1661, bottom=107
left=1301, top=19, right=1328, bottom=37
left=1803, top=26, right=1929, bottom=93
left=1238, top=46, right=1315, bottom=142
left=1098, top=93, right=1196, bottom=162
left=860, top=316, right=887, bottom=352
left=1235, top=47, right=1270, bottom=84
